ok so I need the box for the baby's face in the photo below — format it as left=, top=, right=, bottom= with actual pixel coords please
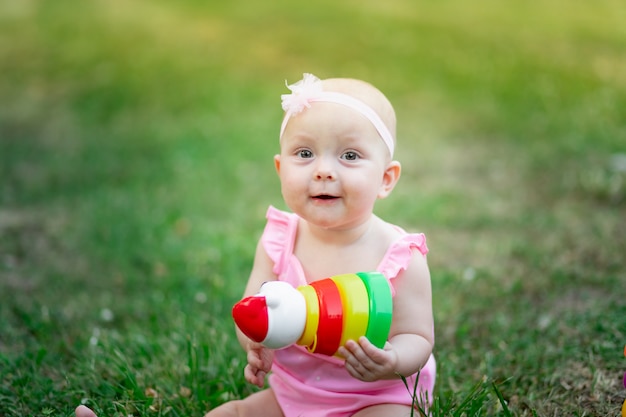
left=275, top=102, right=394, bottom=230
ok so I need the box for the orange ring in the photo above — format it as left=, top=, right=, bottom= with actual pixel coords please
left=296, top=285, right=319, bottom=348
left=310, top=278, right=343, bottom=356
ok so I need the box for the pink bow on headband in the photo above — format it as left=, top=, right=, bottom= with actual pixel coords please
left=281, top=73, right=322, bottom=114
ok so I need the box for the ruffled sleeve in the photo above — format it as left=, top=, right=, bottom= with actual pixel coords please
left=378, top=233, right=428, bottom=285
left=260, top=206, right=299, bottom=276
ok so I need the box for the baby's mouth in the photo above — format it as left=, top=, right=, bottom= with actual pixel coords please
left=313, top=194, right=338, bottom=200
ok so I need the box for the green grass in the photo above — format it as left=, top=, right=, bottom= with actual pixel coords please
left=1, top=0, right=625, bottom=416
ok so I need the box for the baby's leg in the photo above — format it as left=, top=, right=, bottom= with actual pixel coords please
left=75, top=389, right=283, bottom=417
left=352, top=403, right=416, bottom=417
left=204, top=388, right=283, bottom=417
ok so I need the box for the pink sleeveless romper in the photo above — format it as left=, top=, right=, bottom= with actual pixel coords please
left=260, top=206, right=436, bottom=417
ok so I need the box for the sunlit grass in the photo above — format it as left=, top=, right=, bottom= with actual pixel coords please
left=1, top=0, right=625, bottom=416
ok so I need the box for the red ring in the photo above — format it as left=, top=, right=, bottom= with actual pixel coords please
left=310, top=278, right=344, bottom=356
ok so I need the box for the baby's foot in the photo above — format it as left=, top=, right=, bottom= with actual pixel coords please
left=75, top=405, right=97, bottom=417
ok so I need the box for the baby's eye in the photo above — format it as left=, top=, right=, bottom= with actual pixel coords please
left=342, top=151, right=359, bottom=161
left=297, top=149, right=313, bottom=159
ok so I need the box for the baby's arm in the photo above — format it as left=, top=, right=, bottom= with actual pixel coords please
left=339, top=252, right=434, bottom=381
left=237, top=239, right=279, bottom=387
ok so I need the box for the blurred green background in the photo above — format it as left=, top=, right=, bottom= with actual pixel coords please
left=1, top=0, right=625, bottom=416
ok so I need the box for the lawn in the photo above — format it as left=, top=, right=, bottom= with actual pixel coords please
left=1, top=0, right=625, bottom=416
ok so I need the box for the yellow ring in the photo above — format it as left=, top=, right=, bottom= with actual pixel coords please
left=333, top=274, right=370, bottom=353
left=296, top=285, right=319, bottom=348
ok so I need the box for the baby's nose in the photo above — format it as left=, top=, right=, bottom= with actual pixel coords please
left=315, top=171, right=335, bottom=180
left=314, top=158, right=336, bottom=180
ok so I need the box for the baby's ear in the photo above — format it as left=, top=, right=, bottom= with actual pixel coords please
left=274, top=154, right=281, bottom=175
left=378, top=160, right=401, bottom=199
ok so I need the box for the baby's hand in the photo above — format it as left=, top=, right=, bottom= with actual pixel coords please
left=244, top=343, right=274, bottom=388
left=339, top=337, right=399, bottom=382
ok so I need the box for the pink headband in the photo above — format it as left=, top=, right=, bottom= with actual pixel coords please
left=279, top=73, right=395, bottom=157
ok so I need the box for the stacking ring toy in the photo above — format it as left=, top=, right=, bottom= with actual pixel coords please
left=232, top=272, right=393, bottom=357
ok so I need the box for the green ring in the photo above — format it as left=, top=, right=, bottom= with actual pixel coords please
left=356, top=272, right=393, bottom=349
